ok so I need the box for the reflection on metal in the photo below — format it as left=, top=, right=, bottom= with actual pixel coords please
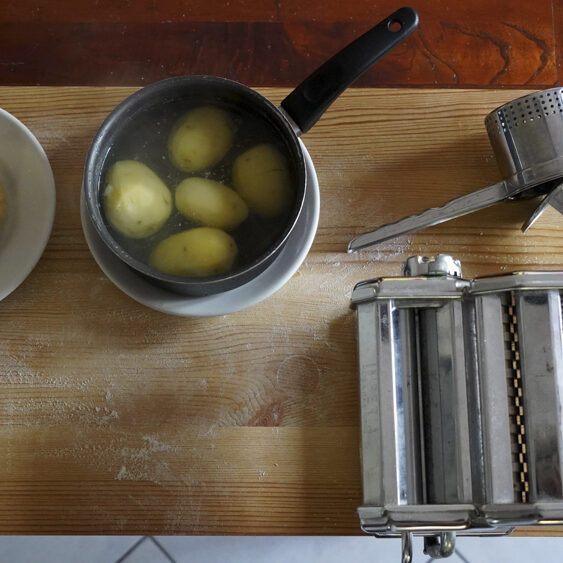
left=401, top=532, right=412, bottom=563
left=352, top=255, right=563, bottom=561
left=423, top=532, right=456, bottom=559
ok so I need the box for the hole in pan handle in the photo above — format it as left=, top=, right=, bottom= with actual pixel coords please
left=280, top=6, right=419, bottom=135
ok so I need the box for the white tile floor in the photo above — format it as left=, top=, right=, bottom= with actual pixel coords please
left=0, top=536, right=141, bottom=563
left=0, top=535, right=560, bottom=562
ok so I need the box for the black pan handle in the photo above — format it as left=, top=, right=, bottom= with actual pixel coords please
left=280, top=7, right=419, bottom=134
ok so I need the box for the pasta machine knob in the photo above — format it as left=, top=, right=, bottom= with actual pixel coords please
left=402, top=254, right=462, bottom=277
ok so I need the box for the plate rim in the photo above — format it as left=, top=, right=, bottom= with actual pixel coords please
left=81, top=140, right=319, bottom=317
left=0, top=108, right=56, bottom=302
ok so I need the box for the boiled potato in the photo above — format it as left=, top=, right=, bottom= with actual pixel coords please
left=232, top=143, right=292, bottom=218
left=104, top=160, right=172, bottom=238
left=175, top=177, right=248, bottom=230
left=149, top=227, right=237, bottom=277
left=168, top=106, right=234, bottom=172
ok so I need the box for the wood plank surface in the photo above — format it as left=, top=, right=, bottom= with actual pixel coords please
left=0, top=0, right=560, bottom=87
left=0, top=86, right=561, bottom=534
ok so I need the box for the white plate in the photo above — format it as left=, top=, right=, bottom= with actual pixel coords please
left=0, top=109, right=56, bottom=301
left=81, top=140, right=319, bottom=317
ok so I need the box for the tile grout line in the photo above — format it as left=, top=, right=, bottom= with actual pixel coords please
left=114, top=536, right=149, bottom=563
left=455, top=548, right=471, bottom=563
left=149, top=537, right=178, bottom=563
left=425, top=548, right=472, bottom=563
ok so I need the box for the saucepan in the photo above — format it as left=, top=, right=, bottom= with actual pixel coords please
left=83, top=7, right=418, bottom=296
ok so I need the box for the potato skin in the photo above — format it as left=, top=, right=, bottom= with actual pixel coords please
left=149, top=227, right=237, bottom=277
left=175, top=177, right=248, bottom=230
left=104, top=160, right=172, bottom=238
left=168, top=106, right=234, bottom=172
left=232, top=143, right=292, bottom=218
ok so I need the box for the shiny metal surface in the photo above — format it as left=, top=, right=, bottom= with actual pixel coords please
left=353, top=254, right=563, bottom=561
left=516, top=290, right=563, bottom=501
left=474, top=294, right=515, bottom=504
left=522, top=181, right=563, bottom=232
left=348, top=88, right=563, bottom=250
left=403, top=254, right=462, bottom=277
left=549, top=183, right=563, bottom=214
left=418, top=301, right=472, bottom=504
left=401, top=532, right=413, bottom=563
left=423, top=532, right=456, bottom=559
left=485, top=88, right=563, bottom=178
left=348, top=181, right=511, bottom=251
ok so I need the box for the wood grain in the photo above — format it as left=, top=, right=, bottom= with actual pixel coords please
left=0, top=0, right=559, bottom=87
left=556, top=0, right=563, bottom=80
left=0, top=86, right=561, bottom=535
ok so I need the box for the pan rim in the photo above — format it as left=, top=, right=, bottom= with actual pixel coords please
left=84, top=75, right=307, bottom=293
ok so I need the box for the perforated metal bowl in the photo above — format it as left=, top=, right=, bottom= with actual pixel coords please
left=485, top=87, right=563, bottom=184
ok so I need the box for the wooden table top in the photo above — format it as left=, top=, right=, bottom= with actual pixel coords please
left=0, top=2, right=562, bottom=536
left=1, top=0, right=562, bottom=89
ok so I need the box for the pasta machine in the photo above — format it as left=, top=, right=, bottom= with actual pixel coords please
left=351, top=254, right=563, bottom=561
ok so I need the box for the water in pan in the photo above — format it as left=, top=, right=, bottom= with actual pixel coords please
left=98, top=97, right=298, bottom=276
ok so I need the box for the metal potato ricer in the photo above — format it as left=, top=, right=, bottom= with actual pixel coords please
left=351, top=255, right=563, bottom=561
left=348, top=87, right=563, bottom=250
